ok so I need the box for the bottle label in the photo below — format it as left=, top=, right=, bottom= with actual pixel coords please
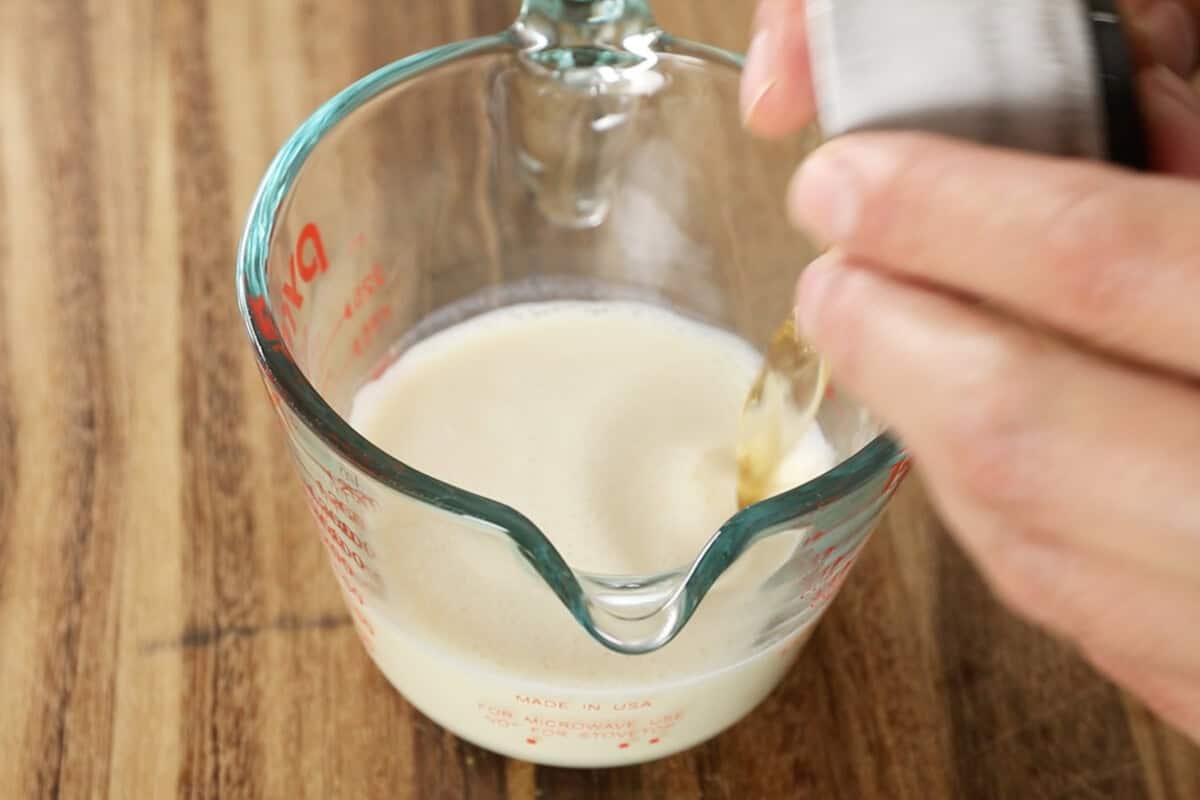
left=807, top=0, right=1107, bottom=159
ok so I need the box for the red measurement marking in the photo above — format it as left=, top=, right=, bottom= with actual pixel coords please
left=281, top=222, right=330, bottom=310
left=883, top=459, right=912, bottom=494
left=322, top=519, right=366, bottom=568
left=320, top=302, right=392, bottom=389
left=319, top=526, right=364, bottom=581
left=820, top=553, right=846, bottom=579
left=343, top=264, right=386, bottom=322
left=306, top=481, right=366, bottom=531
left=252, top=223, right=327, bottom=357
left=350, top=605, right=375, bottom=638
left=836, top=560, right=854, bottom=582
left=338, top=569, right=367, bottom=606
left=808, top=528, right=827, bottom=544
left=307, top=496, right=372, bottom=563
left=526, top=738, right=538, bottom=745
left=273, top=222, right=329, bottom=356
left=618, top=743, right=630, bottom=750
left=815, top=553, right=859, bottom=602
left=316, top=264, right=388, bottom=381
left=314, top=461, right=377, bottom=510
left=249, top=295, right=280, bottom=343
left=352, top=304, right=393, bottom=358
left=649, top=738, right=661, bottom=745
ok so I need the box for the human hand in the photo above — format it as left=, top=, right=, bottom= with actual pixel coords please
left=742, top=0, right=1200, bottom=743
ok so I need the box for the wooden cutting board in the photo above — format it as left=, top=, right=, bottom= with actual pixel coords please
left=0, top=1, right=1196, bottom=797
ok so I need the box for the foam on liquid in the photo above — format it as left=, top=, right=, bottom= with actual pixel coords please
left=347, top=300, right=837, bottom=767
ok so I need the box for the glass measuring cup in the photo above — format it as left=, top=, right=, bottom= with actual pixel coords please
left=236, top=0, right=908, bottom=768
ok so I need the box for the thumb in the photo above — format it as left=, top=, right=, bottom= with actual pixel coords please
left=1141, top=66, right=1200, bottom=176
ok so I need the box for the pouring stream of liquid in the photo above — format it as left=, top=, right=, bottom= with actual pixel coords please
left=735, top=319, right=829, bottom=508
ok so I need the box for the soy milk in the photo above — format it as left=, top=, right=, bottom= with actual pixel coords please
left=348, top=301, right=837, bottom=767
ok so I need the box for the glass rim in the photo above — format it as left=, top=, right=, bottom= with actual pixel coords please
left=235, top=31, right=905, bottom=653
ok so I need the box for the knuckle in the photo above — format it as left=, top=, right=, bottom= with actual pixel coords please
left=1039, top=178, right=1143, bottom=332
left=942, top=329, right=1047, bottom=513
left=807, top=262, right=873, bottom=383
left=852, top=135, right=940, bottom=245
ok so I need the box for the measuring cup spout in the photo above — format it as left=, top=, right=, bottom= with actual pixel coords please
left=577, top=571, right=689, bottom=653
left=486, top=496, right=835, bottom=655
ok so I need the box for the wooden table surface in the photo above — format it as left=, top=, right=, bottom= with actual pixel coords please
left=2, top=1, right=1198, bottom=797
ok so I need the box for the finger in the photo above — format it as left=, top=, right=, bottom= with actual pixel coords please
left=741, top=0, right=816, bottom=138
left=1124, top=0, right=1199, bottom=75
left=794, top=254, right=1200, bottom=585
left=788, top=133, right=1200, bottom=377
left=1141, top=66, right=1200, bottom=175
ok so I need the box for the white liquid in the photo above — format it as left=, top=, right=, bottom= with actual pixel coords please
left=346, top=301, right=837, bottom=767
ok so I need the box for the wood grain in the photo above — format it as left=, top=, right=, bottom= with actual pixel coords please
left=1, top=1, right=1197, bottom=797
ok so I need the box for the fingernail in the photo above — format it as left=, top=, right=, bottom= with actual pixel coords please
left=1145, top=63, right=1200, bottom=116
left=794, top=254, right=841, bottom=341
left=1135, top=1, right=1197, bottom=75
left=741, top=29, right=779, bottom=125
left=787, top=148, right=863, bottom=242
left=743, top=77, right=779, bottom=127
